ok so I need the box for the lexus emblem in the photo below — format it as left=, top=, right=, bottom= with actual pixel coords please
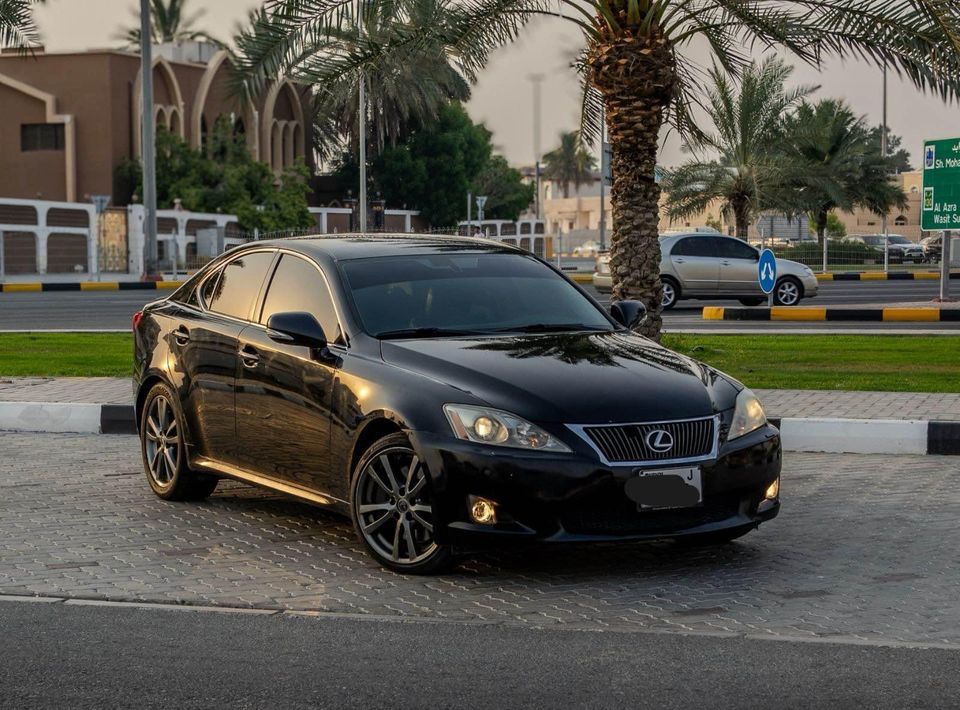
left=645, top=429, right=674, bottom=454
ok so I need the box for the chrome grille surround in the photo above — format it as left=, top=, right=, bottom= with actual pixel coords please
left=568, top=415, right=720, bottom=467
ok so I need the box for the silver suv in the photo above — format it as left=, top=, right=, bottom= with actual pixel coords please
left=593, top=233, right=819, bottom=308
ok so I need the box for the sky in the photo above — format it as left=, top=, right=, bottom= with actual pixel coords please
left=31, top=0, right=960, bottom=170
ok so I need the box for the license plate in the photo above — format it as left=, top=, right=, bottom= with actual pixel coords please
left=624, top=466, right=702, bottom=510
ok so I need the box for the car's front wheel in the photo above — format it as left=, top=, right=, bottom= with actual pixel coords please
left=350, top=433, right=455, bottom=574
left=773, top=276, right=802, bottom=306
left=140, top=383, right=218, bottom=501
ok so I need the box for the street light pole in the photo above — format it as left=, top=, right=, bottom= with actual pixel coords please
left=528, top=74, right=545, bottom=222
left=357, top=7, right=367, bottom=233
left=881, top=64, right=889, bottom=273
left=139, top=0, right=158, bottom=277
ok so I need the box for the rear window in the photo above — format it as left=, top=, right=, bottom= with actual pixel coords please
left=203, top=251, right=275, bottom=321
left=671, top=237, right=717, bottom=258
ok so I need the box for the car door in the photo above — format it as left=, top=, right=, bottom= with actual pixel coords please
left=715, top=237, right=762, bottom=295
left=668, top=236, right=720, bottom=295
left=234, top=253, right=344, bottom=494
left=178, top=249, right=277, bottom=466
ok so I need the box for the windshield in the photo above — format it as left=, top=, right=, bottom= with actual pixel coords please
left=888, top=236, right=911, bottom=245
left=339, top=252, right=615, bottom=338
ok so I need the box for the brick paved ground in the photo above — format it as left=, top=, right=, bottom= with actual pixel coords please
left=3, top=377, right=960, bottom=421
left=1, top=433, right=958, bottom=646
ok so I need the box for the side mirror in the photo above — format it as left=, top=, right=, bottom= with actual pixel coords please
left=610, top=300, right=647, bottom=330
left=266, top=311, right=327, bottom=349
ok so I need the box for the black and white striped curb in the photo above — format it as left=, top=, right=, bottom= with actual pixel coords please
left=1, top=402, right=958, bottom=456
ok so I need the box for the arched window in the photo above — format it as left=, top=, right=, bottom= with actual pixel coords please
left=200, top=115, right=209, bottom=152
left=894, top=215, right=908, bottom=226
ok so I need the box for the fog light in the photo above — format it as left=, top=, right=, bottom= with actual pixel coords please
left=469, top=496, right=497, bottom=525
left=765, top=478, right=780, bottom=500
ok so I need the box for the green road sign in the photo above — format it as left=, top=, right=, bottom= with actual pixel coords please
left=922, top=137, right=960, bottom=231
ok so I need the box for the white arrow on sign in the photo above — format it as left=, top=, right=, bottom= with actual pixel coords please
left=761, top=262, right=775, bottom=281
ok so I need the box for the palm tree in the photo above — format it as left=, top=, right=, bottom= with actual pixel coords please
left=660, top=57, right=814, bottom=239
left=118, top=0, right=217, bottom=47
left=0, top=0, right=42, bottom=48
left=543, top=131, right=598, bottom=198
left=236, top=0, right=473, bottom=164
left=234, top=1, right=960, bottom=339
left=782, top=99, right=906, bottom=245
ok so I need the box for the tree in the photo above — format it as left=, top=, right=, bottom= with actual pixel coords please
left=542, top=131, right=597, bottom=198
left=118, top=0, right=217, bottom=47
left=120, top=121, right=313, bottom=233
left=471, top=156, right=535, bottom=220
left=0, top=0, right=41, bottom=48
left=783, top=99, right=906, bottom=245
left=868, top=125, right=913, bottom=174
left=236, top=0, right=473, bottom=165
left=661, top=58, right=814, bottom=239
left=232, top=0, right=960, bottom=339
left=372, top=102, right=491, bottom=226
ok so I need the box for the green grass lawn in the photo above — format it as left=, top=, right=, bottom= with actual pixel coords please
left=0, top=332, right=957, bottom=392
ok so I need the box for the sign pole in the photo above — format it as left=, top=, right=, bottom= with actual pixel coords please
left=941, top=231, right=952, bottom=301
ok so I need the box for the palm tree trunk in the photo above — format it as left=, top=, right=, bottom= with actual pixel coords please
left=588, top=33, right=676, bottom=340
left=733, top=200, right=750, bottom=240
left=815, top=209, right=828, bottom=246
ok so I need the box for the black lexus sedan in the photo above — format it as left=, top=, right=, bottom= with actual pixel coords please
left=133, top=235, right=781, bottom=573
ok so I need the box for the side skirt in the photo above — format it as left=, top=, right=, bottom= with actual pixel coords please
left=193, top=457, right=349, bottom=509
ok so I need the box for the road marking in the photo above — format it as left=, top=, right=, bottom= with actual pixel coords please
left=79, top=282, right=120, bottom=291
left=771, top=307, right=826, bottom=321
left=1, top=283, right=42, bottom=292
left=884, top=308, right=941, bottom=322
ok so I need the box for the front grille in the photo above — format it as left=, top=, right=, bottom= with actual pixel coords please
left=580, top=417, right=715, bottom=464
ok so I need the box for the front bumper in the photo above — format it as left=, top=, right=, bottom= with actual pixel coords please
left=801, top=273, right=819, bottom=298
left=410, top=424, right=782, bottom=549
left=593, top=273, right=612, bottom=292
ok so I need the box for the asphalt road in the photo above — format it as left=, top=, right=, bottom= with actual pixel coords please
left=0, top=280, right=957, bottom=331
left=2, top=601, right=957, bottom=709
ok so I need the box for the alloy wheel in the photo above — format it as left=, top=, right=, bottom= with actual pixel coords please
left=356, top=446, right=437, bottom=566
left=144, top=395, right=180, bottom=487
left=776, top=279, right=800, bottom=306
left=661, top=281, right=676, bottom=308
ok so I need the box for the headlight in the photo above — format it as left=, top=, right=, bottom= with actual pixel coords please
left=728, top=389, right=767, bottom=441
left=443, top=404, right=571, bottom=452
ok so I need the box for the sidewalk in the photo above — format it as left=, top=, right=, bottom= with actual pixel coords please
left=2, top=376, right=960, bottom=422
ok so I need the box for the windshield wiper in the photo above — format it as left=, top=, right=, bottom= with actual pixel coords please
left=488, top=323, right=609, bottom=334
left=376, top=327, right=485, bottom=340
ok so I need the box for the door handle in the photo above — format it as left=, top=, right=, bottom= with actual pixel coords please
left=173, top=326, right=190, bottom=345
left=239, top=345, right=260, bottom=369
left=674, top=258, right=685, bottom=264
left=721, top=260, right=731, bottom=266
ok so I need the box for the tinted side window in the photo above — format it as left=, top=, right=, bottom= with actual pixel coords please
left=671, top=237, right=716, bottom=258
left=260, top=254, right=342, bottom=343
left=715, top=238, right=757, bottom=260
left=205, top=251, right=275, bottom=321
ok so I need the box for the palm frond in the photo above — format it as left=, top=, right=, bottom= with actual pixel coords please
left=0, top=0, right=42, bottom=48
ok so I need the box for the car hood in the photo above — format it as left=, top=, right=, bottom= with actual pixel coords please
left=775, top=258, right=815, bottom=276
left=380, top=331, right=739, bottom=424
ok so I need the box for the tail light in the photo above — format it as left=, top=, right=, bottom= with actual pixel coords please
left=132, top=311, right=143, bottom=331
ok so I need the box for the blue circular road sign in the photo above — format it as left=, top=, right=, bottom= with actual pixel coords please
left=758, top=248, right=777, bottom=294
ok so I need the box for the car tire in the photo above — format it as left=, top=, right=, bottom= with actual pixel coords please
left=738, top=297, right=765, bottom=307
left=660, top=277, right=680, bottom=310
left=674, top=524, right=754, bottom=547
left=773, top=276, right=802, bottom=306
left=139, top=382, right=218, bottom=501
left=350, top=432, right=456, bottom=575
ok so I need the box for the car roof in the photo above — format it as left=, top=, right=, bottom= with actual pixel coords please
left=240, top=233, right=521, bottom=261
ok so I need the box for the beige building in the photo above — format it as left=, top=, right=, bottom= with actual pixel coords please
left=543, top=171, right=925, bottom=246
left=0, top=44, right=312, bottom=204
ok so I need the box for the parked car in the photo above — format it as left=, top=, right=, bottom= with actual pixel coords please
left=134, top=235, right=781, bottom=574
left=847, top=234, right=925, bottom=264
left=593, top=233, right=819, bottom=307
left=572, top=240, right=601, bottom=258
left=920, top=235, right=942, bottom=263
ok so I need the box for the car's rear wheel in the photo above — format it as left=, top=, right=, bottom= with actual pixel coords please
left=140, top=383, right=218, bottom=501
left=773, top=276, right=802, bottom=306
left=660, top=277, right=680, bottom=310
left=350, top=433, right=455, bottom=574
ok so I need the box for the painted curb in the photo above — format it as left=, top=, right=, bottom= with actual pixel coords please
left=703, top=306, right=960, bottom=322
left=817, top=271, right=959, bottom=281
left=0, top=281, right=183, bottom=292
left=2, top=403, right=958, bottom=455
